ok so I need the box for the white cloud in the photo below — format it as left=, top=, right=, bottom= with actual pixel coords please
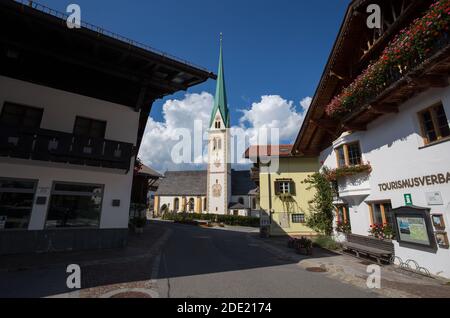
left=300, top=96, right=312, bottom=110
left=138, top=92, right=312, bottom=172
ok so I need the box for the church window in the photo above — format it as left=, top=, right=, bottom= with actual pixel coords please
left=213, top=138, right=217, bottom=151
left=188, top=198, right=195, bottom=212
left=218, top=138, right=222, bottom=150
left=215, top=120, right=221, bottom=129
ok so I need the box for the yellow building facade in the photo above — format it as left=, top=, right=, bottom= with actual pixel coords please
left=259, top=156, right=319, bottom=236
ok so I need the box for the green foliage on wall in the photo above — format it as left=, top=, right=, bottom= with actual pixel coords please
left=303, top=168, right=334, bottom=236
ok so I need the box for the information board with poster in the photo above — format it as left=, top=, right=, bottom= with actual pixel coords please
left=392, top=206, right=436, bottom=249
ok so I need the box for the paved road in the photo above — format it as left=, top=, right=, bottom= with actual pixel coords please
left=155, top=222, right=377, bottom=298
left=0, top=221, right=378, bottom=298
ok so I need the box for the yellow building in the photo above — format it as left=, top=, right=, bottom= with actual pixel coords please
left=246, top=145, right=319, bottom=236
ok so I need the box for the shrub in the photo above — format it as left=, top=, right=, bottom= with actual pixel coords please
left=132, top=217, right=147, bottom=228
left=313, top=235, right=341, bottom=251
left=162, top=212, right=260, bottom=227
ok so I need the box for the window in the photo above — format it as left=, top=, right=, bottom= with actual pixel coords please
left=0, top=178, right=36, bottom=230
left=292, top=214, right=305, bottom=224
left=203, top=198, right=207, bottom=211
left=335, top=146, right=346, bottom=167
left=188, top=198, right=195, bottom=212
left=238, top=197, right=244, bottom=205
left=418, top=103, right=450, bottom=144
left=275, top=180, right=296, bottom=196
left=335, top=142, right=362, bottom=167
left=73, top=116, right=106, bottom=139
left=0, top=102, right=43, bottom=130
left=368, top=202, right=393, bottom=226
left=46, top=182, right=103, bottom=228
left=347, top=143, right=362, bottom=166
left=174, top=198, right=180, bottom=212
left=336, top=205, right=350, bottom=224
left=215, top=120, right=221, bottom=129
left=252, top=198, right=257, bottom=210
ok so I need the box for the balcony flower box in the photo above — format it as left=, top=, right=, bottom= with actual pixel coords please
left=324, top=164, right=372, bottom=182
left=325, top=0, right=450, bottom=119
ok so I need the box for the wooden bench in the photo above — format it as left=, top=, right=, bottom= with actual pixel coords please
left=342, top=234, right=394, bottom=265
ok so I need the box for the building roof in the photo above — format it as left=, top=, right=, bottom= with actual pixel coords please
left=291, top=0, right=437, bottom=156
left=0, top=0, right=216, bottom=151
left=228, top=202, right=248, bottom=210
left=244, top=145, right=294, bottom=161
left=156, top=171, right=207, bottom=196
left=230, top=170, right=257, bottom=196
left=155, top=169, right=256, bottom=196
left=210, top=35, right=230, bottom=128
left=138, top=164, right=163, bottom=178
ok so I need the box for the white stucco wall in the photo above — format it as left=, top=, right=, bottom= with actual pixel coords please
left=0, top=76, right=140, bottom=230
left=320, top=84, right=450, bottom=278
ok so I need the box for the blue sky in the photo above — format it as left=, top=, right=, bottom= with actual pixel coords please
left=37, top=0, right=349, bottom=124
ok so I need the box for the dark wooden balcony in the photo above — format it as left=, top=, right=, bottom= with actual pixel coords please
left=0, top=126, right=134, bottom=171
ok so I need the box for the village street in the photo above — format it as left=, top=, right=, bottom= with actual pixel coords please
left=1, top=220, right=449, bottom=298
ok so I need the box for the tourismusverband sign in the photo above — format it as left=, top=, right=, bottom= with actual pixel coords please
left=378, top=172, right=450, bottom=192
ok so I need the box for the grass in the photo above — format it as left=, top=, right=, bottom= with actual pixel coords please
left=313, top=235, right=342, bottom=251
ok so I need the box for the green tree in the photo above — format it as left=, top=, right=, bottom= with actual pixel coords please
left=304, top=168, right=334, bottom=236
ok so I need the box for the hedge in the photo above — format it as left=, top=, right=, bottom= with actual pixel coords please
left=162, top=212, right=260, bottom=228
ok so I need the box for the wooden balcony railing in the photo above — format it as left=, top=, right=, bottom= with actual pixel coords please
left=0, top=126, right=134, bottom=171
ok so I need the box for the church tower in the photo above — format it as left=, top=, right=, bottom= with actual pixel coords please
left=207, top=35, right=231, bottom=215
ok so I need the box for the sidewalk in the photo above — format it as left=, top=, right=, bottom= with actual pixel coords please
left=251, top=234, right=450, bottom=298
left=0, top=222, right=171, bottom=298
left=0, top=222, right=168, bottom=273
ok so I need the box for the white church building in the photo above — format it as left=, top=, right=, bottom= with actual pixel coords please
left=154, top=39, right=259, bottom=217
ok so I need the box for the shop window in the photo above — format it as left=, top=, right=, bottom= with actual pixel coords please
left=0, top=102, right=43, bottom=130
left=418, top=103, right=450, bottom=145
left=292, top=214, right=305, bottom=224
left=46, top=182, right=103, bottom=228
left=368, top=202, right=393, bottom=226
left=335, top=142, right=362, bottom=167
left=274, top=180, right=296, bottom=196
left=0, top=178, right=36, bottom=230
left=73, top=116, right=106, bottom=139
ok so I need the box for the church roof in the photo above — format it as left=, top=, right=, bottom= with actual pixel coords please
left=209, top=35, right=230, bottom=128
left=156, top=170, right=207, bottom=196
left=155, top=169, right=256, bottom=197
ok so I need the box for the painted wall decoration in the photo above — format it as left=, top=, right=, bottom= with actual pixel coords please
left=212, top=182, right=222, bottom=198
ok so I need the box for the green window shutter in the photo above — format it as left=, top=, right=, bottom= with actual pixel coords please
left=289, top=181, right=296, bottom=196
left=274, top=181, right=280, bottom=195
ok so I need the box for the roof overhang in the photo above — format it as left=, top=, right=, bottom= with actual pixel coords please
left=292, top=0, right=435, bottom=156
left=0, top=0, right=216, bottom=150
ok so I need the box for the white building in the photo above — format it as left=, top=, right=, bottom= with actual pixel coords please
left=292, top=0, right=450, bottom=278
left=0, top=1, right=213, bottom=254
left=155, top=39, right=259, bottom=217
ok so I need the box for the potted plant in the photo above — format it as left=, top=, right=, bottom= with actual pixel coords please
left=295, top=237, right=313, bottom=255
left=133, top=217, right=147, bottom=234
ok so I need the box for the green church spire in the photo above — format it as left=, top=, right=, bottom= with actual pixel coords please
left=210, top=33, right=230, bottom=128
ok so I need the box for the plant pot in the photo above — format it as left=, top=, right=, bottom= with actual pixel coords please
left=296, top=247, right=313, bottom=256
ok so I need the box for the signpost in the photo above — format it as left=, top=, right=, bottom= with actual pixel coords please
left=404, top=194, right=413, bottom=206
